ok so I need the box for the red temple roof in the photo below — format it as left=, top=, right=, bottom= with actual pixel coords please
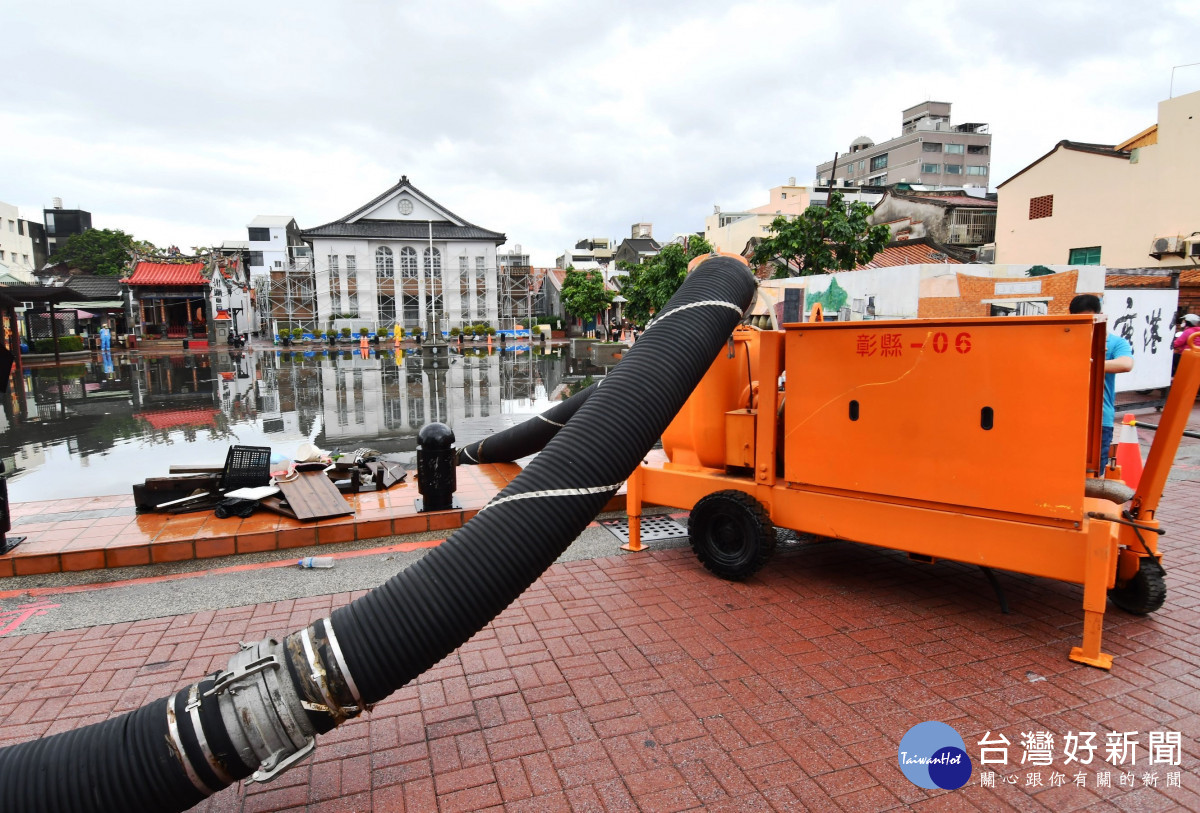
left=125, top=262, right=207, bottom=286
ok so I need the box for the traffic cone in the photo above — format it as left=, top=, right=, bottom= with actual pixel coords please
left=1115, top=413, right=1144, bottom=489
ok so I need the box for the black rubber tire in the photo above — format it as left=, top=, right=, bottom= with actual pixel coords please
left=688, top=490, right=776, bottom=581
left=1109, top=559, right=1167, bottom=615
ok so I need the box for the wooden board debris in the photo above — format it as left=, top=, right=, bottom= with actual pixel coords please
left=274, top=471, right=354, bottom=522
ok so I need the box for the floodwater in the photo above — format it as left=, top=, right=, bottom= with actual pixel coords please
left=2, top=345, right=605, bottom=502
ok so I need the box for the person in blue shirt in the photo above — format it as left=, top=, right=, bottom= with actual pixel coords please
left=1069, top=295, right=1134, bottom=471
left=99, top=323, right=111, bottom=351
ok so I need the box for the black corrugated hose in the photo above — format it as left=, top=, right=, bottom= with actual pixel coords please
left=456, top=383, right=595, bottom=465
left=0, top=256, right=755, bottom=813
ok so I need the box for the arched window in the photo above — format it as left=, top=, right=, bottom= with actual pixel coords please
left=424, top=247, right=442, bottom=280
left=375, top=246, right=394, bottom=278
left=400, top=246, right=419, bottom=279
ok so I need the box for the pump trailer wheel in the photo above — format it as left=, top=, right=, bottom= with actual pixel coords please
left=688, top=490, right=776, bottom=581
left=1108, top=558, right=1166, bottom=615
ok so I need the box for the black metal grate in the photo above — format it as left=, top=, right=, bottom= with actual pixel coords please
left=220, top=445, right=273, bottom=489
left=600, top=516, right=688, bottom=544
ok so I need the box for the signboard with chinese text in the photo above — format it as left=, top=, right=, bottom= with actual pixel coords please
left=1103, top=290, right=1178, bottom=392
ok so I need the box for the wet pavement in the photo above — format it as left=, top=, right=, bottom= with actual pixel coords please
left=1, top=396, right=1198, bottom=810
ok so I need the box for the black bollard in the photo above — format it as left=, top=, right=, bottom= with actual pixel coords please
left=0, top=461, right=25, bottom=554
left=415, top=422, right=459, bottom=512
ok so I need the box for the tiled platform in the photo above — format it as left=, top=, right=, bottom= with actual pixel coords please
left=0, top=464, right=526, bottom=577
left=1, top=476, right=1198, bottom=811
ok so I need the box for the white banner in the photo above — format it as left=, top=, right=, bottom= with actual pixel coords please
left=1103, top=289, right=1178, bottom=392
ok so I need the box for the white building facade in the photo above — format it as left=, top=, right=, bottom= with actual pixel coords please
left=247, top=216, right=307, bottom=278
left=302, top=177, right=506, bottom=331
left=0, top=201, right=40, bottom=280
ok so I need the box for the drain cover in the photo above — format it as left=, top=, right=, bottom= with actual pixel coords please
left=600, top=515, right=688, bottom=544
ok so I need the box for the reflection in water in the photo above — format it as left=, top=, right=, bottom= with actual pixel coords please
left=2, top=346, right=609, bottom=501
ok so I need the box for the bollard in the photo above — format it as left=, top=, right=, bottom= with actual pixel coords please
left=0, top=461, right=25, bottom=554
left=415, top=422, right=459, bottom=512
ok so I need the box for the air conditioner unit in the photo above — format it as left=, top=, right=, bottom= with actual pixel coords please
left=1150, top=235, right=1184, bottom=256
left=1187, top=238, right=1200, bottom=258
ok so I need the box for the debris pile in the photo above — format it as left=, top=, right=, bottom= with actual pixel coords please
left=131, top=444, right=407, bottom=522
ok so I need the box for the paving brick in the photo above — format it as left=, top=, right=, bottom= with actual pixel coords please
left=5, top=468, right=1200, bottom=811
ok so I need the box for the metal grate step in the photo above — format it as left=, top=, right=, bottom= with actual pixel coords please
left=599, top=515, right=688, bottom=544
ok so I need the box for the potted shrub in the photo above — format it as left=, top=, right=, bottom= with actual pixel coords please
left=340, top=326, right=352, bottom=342
left=449, top=326, right=460, bottom=338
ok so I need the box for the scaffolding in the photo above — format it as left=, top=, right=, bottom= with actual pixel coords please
left=498, top=263, right=546, bottom=330
left=261, top=256, right=319, bottom=337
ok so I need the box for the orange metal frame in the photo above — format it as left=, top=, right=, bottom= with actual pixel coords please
left=626, top=321, right=1200, bottom=670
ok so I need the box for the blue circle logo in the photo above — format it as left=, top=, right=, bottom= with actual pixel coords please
left=898, top=721, right=973, bottom=790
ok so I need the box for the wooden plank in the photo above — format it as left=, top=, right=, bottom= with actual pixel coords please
left=374, top=461, right=407, bottom=489
left=144, top=474, right=220, bottom=492
left=259, top=496, right=297, bottom=519
left=275, top=471, right=353, bottom=521
left=169, top=463, right=224, bottom=475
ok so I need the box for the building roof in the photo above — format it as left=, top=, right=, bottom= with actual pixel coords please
left=1105, top=267, right=1200, bottom=288
left=136, top=408, right=220, bottom=431
left=124, top=262, right=207, bottom=286
left=997, top=140, right=1130, bottom=188
left=621, top=238, right=661, bottom=252
left=0, top=284, right=88, bottom=303
left=858, top=237, right=970, bottom=269
left=248, top=215, right=297, bottom=228
left=1115, top=125, right=1158, bottom=152
left=546, top=268, right=567, bottom=289
left=302, top=221, right=507, bottom=241
left=883, top=191, right=997, bottom=209
left=303, top=176, right=506, bottom=244
left=1106, top=274, right=1172, bottom=288
left=60, top=275, right=122, bottom=300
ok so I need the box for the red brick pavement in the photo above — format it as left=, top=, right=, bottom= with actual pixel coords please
left=1, top=480, right=1199, bottom=811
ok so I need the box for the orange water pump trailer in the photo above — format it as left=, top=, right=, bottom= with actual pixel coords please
left=626, top=288, right=1200, bottom=670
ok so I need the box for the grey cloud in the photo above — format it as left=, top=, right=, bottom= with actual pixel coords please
left=2, top=0, right=1196, bottom=262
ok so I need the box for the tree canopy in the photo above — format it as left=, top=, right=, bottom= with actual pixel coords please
left=750, top=191, right=890, bottom=278
left=616, top=235, right=713, bottom=324
left=560, top=267, right=613, bottom=323
left=48, top=229, right=155, bottom=276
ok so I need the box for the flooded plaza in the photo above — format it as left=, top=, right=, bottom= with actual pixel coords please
left=2, top=345, right=604, bottom=502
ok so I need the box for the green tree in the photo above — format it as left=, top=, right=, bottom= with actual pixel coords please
left=751, top=191, right=890, bottom=277
left=48, top=228, right=154, bottom=276
left=1026, top=264, right=1054, bottom=277
left=560, top=267, right=613, bottom=324
left=617, top=235, right=713, bottom=324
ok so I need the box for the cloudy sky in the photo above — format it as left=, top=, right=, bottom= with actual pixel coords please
left=3, top=1, right=1198, bottom=266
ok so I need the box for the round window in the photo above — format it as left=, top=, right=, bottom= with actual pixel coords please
left=398, top=198, right=414, bottom=215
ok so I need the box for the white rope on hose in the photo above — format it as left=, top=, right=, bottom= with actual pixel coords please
left=459, top=446, right=478, bottom=463
left=646, top=299, right=744, bottom=332
left=475, top=299, right=740, bottom=512
left=536, top=413, right=566, bottom=427
left=478, top=482, right=622, bottom=513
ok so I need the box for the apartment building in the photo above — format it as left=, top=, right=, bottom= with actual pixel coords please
left=815, top=102, right=992, bottom=189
